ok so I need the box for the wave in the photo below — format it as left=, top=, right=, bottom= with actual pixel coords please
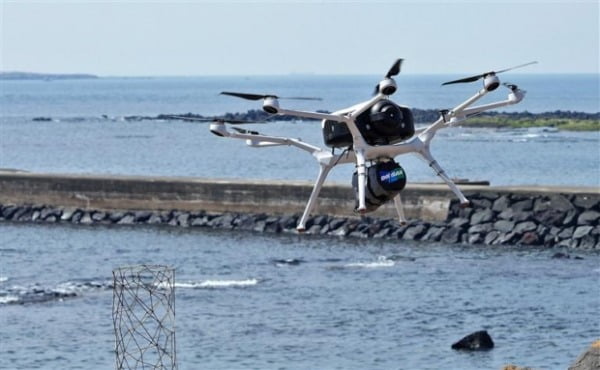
left=0, top=276, right=8, bottom=284
left=343, top=256, right=396, bottom=269
left=172, top=279, right=259, bottom=289
left=0, top=278, right=111, bottom=306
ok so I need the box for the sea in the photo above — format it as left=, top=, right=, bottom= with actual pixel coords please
left=0, top=74, right=599, bottom=369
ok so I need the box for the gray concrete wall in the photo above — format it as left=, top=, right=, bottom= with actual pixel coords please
left=0, top=171, right=597, bottom=222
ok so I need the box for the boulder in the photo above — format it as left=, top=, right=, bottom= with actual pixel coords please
left=573, top=196, right=600, bottom=210
left=471, top=209, right=494, bottom=225
left=494, top=220, right=516, bottom=233
left=573, top=226, right=594, bottom=239
left=578, top=211, right=600, bottom=226
left=568, top=339, right=600, bottom=370
left=451, top=330, right=494, bottom=351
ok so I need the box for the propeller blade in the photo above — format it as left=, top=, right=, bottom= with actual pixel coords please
left=386, top=58, right=403, bottom=78
left=441, top=74, right=483, bottom=86
left=495, top=61, right=538, bottom=74
left=220, top=91, right=273, bottom=100
left=164, top=115, right=265, bottom=125
left=442, top=61, right=538, bottom=86
left=220, top=91, right=321, bottom=101
left=502, top=82, right=518, bottom=91
left=231, top=127, right=260, bottom=135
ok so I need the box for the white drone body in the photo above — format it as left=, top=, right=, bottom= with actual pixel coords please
left=208, top=59, right=535, bottom=232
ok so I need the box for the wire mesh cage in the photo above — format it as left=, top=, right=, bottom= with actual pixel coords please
left=112, top=264, right=177, bottom=369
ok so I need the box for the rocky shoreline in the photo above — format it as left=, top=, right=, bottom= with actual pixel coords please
left=1, top=191, right=598, bottom=249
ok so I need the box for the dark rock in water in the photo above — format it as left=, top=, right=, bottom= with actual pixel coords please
left=272, top=258, right=304, bottom=266
left=451, top=330, right=494, bottom=351
left=568, top=339, right=600, bottom=370
left=552, top=252, right=571, bottom=259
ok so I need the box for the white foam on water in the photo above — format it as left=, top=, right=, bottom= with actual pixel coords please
left=158, top=279, right=259, bottom=289
left=344, top=256, right=395, bottom=269
left=0, top=276, right=8, bottom=284
left=0, top=295, right=19, bottom=304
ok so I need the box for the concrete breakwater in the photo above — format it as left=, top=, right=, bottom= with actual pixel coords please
left=0, top=172, right=598, bottom=249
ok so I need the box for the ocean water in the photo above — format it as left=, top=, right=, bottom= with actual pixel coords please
left=1, top=223, right=599, bottom=370
left=0, top=75, right=599, bottom=369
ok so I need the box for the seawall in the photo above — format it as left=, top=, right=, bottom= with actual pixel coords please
left=0, top=171, right=598, bottom=249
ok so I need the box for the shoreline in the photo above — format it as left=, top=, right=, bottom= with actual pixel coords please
left=1, top=172, right=598, bottom=249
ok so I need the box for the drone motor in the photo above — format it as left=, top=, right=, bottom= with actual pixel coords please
left=352, top=159, right=407, bottom=212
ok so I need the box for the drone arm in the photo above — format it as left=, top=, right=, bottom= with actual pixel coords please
left=276, top=108, right=344, bottom=123
left=418, top=149, right=469, bottom=205
left=460, top=89, right=525, bottom=117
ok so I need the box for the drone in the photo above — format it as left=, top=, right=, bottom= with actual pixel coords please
left=172, top=59, right=536, bottom=232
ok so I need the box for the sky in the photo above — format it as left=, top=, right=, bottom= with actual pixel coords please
left=1, top=0, right=598, bottom=76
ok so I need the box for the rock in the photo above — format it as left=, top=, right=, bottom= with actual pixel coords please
left=492, top=195, right=511, bottom=212
left=468, top=223, right=493, bottom=234
left=449, top=217, right=470, bottom=229
left=502, top=365, right=534, bottom=370
left=108, top=211, right=125, bottom=223
left=484, top=231, right=500, bottom=245
left=552, top=252, right=571, bottom=259
left=421, top=226, right=444, bottom=241
left=550, top=194, right=576, bottom=212
left=578, top=235, right=597, bottom=249
left=329, top=218, right=347, bottom=231
left=573, top=226, right=593, bottom=239
left=512, top=199, right=533, bottom=212
left=494, top=220, right=516, bottom=233
left=117, top=214, right=135, bottom=225
left=578, top=211, right=600, bottom=226
left=559, top=227, right=575, bottom=239
left=534, top=209, right=566, bottom=226
left=134, top=211, right=152, bottom=222
left=471, top=209, right=494, bottom=225
left=1, top=205, right=18, bottom=219
left=80, top=212, right=93, bottom=225
left=402, top=224, right=426, bottom=240
left=514, top=221, right=537, bottom=234
left=470, top=198, right=492, bottom=209
left=70, top=210, right=83, bottom=223
left=91, top=211, right=106, bottom=221
left=564, top=209, right=579, bottom=226
left=519, top=232, right=540, bottom=246
left=176, top=213, right=190, bottom=227
left=451, top=330, right=494, bottom=351
left=147, top=214, right=163, bottom=225
left=441, top=227, right=462, bottom=244
left=60, top=207, right=77, bottom=221
left=573, top=196, right=600, bottom=210
left=496, top=232, right=518, bottom=245
left=568, top=339, right=600, bottom=370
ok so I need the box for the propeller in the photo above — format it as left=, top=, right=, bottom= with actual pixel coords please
left=502, top=82, right=518, bottom=91
left=163, top=115, right=265, bottom=125
left=374, top=58, right=404, bottom=95
left=220, top=92, right=322, bottom=101
left=386, top=58, right=403, bottom=78
left=441, top=61, right=538, bottom=86
left=231, top=127, right=260, bottom=135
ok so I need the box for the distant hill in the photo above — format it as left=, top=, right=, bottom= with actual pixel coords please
left=0, top=72, right=98, bottom=80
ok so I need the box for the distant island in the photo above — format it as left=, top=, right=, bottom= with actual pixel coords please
left=118, top=109, right=599, bottom=131
left=0, top=72, right=98, bottom=80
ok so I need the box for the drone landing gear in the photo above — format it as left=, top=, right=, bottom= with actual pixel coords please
left=297, top=163, right=333, bottom=232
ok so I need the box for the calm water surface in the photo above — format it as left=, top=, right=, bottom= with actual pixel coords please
left=1, top=223, right=599, bottom=369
